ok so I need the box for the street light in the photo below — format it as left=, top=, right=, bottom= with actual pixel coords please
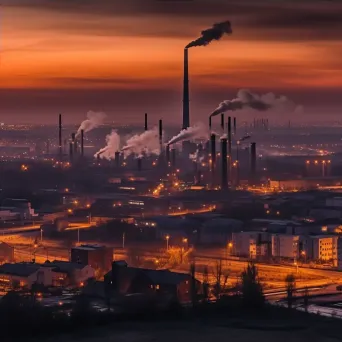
left=165, top=235, right=170, bottom=250
left=40, top=228, right=43, bottom=242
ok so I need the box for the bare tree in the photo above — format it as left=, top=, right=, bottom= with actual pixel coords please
left=285, top=273, right=296, bottom=309
left=212, top=259, right=229, bottom=299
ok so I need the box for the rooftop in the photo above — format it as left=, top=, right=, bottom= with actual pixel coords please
left=0, top=263, right=40, bottom=277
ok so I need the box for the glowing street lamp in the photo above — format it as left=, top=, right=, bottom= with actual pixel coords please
left=165, top=235, right=170, bottom=250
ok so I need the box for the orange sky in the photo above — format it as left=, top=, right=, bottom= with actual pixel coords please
left=0, top=0, right=341, bottom=123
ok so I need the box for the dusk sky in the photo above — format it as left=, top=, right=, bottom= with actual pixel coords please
left=1, top=0, right=342, bottom=125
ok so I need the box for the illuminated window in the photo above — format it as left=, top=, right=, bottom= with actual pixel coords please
left=156, top=285, right=160, bottom=290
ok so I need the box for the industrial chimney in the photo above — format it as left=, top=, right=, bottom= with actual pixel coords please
left=182, top=48, right=190, bottom=129
left=69, top=142, right=73, bottom=161
left=144, top=113, right=148, bottom=131
left=210, top=134, right=216, bottom=176
left=250, top=142, right=257, bottom=182
left=227, top=117, right=232, bottom=159
left=209, top=116, right=212, bottom=130
left=221, top=138, right=228, bottom=189
left=233, top=117, right=236, bottom=135
left=159, top=119, right=163, bottom=150
left=80, top=129, right=84, bottom=157
left=221, top=113, right=224, bottom=131
left=58, top=114, right=62, bottom=157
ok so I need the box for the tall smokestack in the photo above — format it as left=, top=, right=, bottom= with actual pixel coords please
left=58, top=114, right=62, bottom=157
left=80, top=129, right=84, bottom=157
left=227, top=117, right=232, bottom=158
left=220, top=113, right=224, bottom=131
left=250, top=142, right=256, bottom=182
left=209, top=116, right=212, bottom=130
left=115, top=151, right=120, bottom=168
left=233, top=117, right=236, bottom=135
left=144, top=113, right=148, bottom=131
left=221, top=138, right=228, bottom=189
left=182, top=48, right=190, bottom=129
left=210, top=134, right=216, bottom=176
left=69, top=142, right=73, bottom=161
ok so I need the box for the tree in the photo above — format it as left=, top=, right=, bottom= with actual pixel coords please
left=202, top=266, right=209, bottom=302
left=212, top=260, right=229, bottom=299
left=240, top=261, right=264, bottom=309
left=285, top=273, right=296, bottom=309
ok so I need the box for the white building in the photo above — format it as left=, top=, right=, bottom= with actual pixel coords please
left=309, top=235, right=338, bottom=262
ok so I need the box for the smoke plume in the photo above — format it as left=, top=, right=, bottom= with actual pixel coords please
left=94, top=130, right=120, bottom=160
left=76, top=111, right=106, bottom=137
left=186, top=21, right=232, bottom=48
left=121, top=127, right=160, bottom=157
left=239, top=135, right=251, bottom=142
left=211, top=89, right=300, bottom=117
left=167, top=123, right=208, bottom=146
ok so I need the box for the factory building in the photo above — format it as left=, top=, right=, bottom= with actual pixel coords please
left=232, top=231, right=270, bottom=258
left=271, top=234, right=301, bottom=259
left=71, top=244, right=113, bottom=272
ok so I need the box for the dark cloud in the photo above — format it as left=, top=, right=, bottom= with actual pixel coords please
left=6, top=0, right=342, bottom=40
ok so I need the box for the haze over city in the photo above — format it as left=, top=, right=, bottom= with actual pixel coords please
left=0, top=0, right=341, bottom=124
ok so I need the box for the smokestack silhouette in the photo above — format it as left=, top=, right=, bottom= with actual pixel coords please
left=115, top=151, right=120, bottom=168
left=58, top=114, right=62, bottom=157
left=69, top=142, right=73, bottom=161
left=220, top=113, right=224, bottom=131
left=144, top=113, right=148, bottom=131
left=233, top=117, right=236, bottom=135
left=80, top=129, right=84, bottom=157
left=227, top=117, right=232, bottom=159
left=182, top=49, right=190, bottom=129
left=210, top=134, right=216, bottom=177
left=221, top=138, right=228, bottom=189
left=209, top=116, right=212, bottom=130
left=250, top=142, right=256, bottom=182
left=137, top=158, right=142, bottom=171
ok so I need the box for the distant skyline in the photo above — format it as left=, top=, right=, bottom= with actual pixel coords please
left=0, top=0, right=341, bottom=124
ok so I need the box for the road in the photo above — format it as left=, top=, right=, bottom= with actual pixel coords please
left=7, top=235, right=342, bottom=291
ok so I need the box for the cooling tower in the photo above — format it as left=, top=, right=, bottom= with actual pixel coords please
left=182, top=48, right=190, bottom=129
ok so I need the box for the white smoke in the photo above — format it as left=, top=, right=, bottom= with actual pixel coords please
left=76, top=111, right=107, bottom=137
left=211, top=89, right=301, bottom=117
left=189, top=150, right=199, bottom=162
left=121, top=127, right=160, bottom=157
left=167, top=122, right=208, bottom=146
left=94, top=130, right=120, bottom=160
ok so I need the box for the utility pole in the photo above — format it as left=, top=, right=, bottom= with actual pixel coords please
left=122, top=232, right=125, bottom=249
left=77, top=228, right=80, bottom=244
